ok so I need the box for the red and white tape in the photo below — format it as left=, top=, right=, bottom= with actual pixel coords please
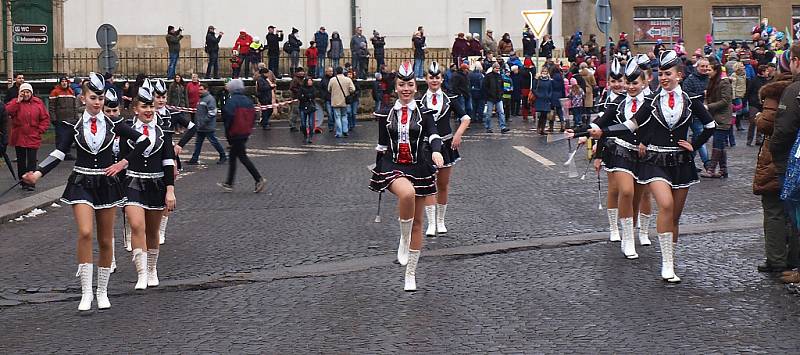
left=166, top=99, right=298, bottom=113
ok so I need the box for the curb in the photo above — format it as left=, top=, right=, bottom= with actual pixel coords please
left=0, top=185, right=65, bottom=224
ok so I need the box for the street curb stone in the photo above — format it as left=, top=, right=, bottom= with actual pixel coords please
left=0, top=185, right=65, bottom=224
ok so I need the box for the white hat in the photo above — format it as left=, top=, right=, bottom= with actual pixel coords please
left=19, top=83, right=32, bottom=93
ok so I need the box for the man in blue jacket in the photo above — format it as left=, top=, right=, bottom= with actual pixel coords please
left=189, top=83, right=227, bottom=165
left=314, top=27, right=329, bottom=79
left=219, top=79, right=267, bottom=193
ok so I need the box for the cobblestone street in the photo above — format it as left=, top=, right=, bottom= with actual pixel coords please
left=2, top=119, right=797, bottom=353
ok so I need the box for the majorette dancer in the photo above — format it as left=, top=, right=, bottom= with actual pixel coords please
left=580, top=50, right=716, bottom=282
left=120, top=84, right=177, bottom=290
left=22, top=73, right=151, bottom=310
left=369, top=61, right=445, bottom=291
left=418, top=61, right=471, bottom=237
left=152, top=79, right=196, bottom=245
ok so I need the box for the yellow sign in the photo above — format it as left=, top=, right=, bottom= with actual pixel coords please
left=522, top=10, right=554, bottom=38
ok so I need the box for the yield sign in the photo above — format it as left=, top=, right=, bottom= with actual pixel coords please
left=521, top=10, right=554, bottom=38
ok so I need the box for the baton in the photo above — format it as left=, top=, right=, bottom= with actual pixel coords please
left=0, top=180, right=22, bottom=199
left=2, top=150, right=16, bottom=180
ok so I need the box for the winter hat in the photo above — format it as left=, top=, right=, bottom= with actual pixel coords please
left=226, top=78, right=245, bottom=93
left=19, top=83, right=32, bottom=93
left=778, top=50, right=791, bottom=73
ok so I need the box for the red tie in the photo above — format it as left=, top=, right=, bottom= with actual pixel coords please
left=432, top=93, right=438, bottom=106
left=142, top=125, right=149, bottom=137
left=631, top=99, right=637, bottom=113
left=90, top=116, right=97, bottom=135
left=668, top=92, right=675, bottom=109
left=397, top=107, right=412, bottom=164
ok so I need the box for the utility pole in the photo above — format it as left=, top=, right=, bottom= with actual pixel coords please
left=5, top=0, right=13, bottom=86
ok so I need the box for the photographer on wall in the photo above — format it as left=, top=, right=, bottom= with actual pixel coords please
left=166, top=25, right=184, bottom=79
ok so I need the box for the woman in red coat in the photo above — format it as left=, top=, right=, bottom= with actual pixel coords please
left=6, top=82, right=50, bottom=190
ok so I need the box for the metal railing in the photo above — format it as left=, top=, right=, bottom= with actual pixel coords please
left=9, top=50, right=468, bottom=79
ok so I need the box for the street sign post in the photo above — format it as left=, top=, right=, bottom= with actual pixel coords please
left=522, top=10, right=554, bottom=71
left=98, top=50, right=119, bottom=74
left=96, top=24, right=118, bottom=74
left=595, top=0, right=612, bottom=90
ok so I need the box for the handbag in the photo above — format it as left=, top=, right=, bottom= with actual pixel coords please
left=335, top=76, right=356, bottom=104
left=528, top=75, right=538, bottom=103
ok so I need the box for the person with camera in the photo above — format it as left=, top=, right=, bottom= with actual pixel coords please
left=165, top=25, right=183, bottom=79
left=204, top=25, right=223, bottom=79
left=265, top=26, right=284, bottom=76
left=286, top=28, right=303, bottom=75
left=371, top=30, right=386, bottom=70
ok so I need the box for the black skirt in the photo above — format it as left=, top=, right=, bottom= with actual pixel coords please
left=602, top=139, right=639, bottom=179
left=440, top=139, right=461, bottom=168
left=123, top=175, right=167, bottom=210
left=370, top=154, right=438, bottom=197
left=61, top=170, right=126, bottom=210
left=636, top=148, right=699, bottom=189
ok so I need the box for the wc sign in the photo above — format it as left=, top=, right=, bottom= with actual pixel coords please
left=13, top=24, right=49, bottom=45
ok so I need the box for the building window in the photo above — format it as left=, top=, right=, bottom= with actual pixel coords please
left=633, top=7, right=682, bottom=44
left=711, top=6, right=760, bottom=42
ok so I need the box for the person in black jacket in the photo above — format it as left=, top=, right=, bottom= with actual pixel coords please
left=746, top=64, right=771, bottom=146
left=522, top=30, right=536, bottom=57
left=540, top=34, right=556, bottom=59
left=482, top=63, right=508, bottom=133
left=4, top=73, right=24, bottom=103
left=265, top=26, right=284, bottom=75
left=298, top=77, right=317, bottom=143
left=204, top=25, right=223, bottom=79
left=449, top=64, right=470, bottom=114
left=371, top=30, right=386, bottom=69
left=317, top=67, right=335, bottom=132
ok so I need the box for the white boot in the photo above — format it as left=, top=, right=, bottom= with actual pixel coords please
left=133, top=248, right=148, bottom=290
left=76, top=263, right=93, bottom=311
left=620, top=217, right=638, bottom=259
left=398, top=218, right=413, bottom=266
left=638, top=213, right=652, bottom=246
left=96, top=266, right=112, bottom=309
left=404, top=250, right=421, bottom=291
left=110, top=237, right=117, bottom=273
left=436, top=204, right=448, bottom=234
left=424, top=205, right=436, bottom=236
left=607, top=208, right=620, bottom=242
left=147, top=249, right=160, bottom=287
left=658, top=233, right=681, bottom=283
left=124, top=221, right=132, bottom=252
left=159, top=216, right=168, bottom=245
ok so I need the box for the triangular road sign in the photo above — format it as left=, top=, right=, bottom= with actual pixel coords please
left=522, top=10, right=554, bottom=38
